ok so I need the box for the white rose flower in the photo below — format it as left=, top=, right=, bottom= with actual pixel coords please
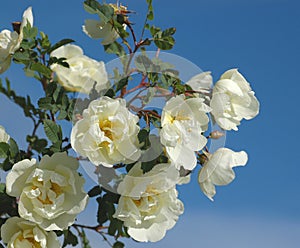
left=83, top=4, right=127, bottom=45
left=50, top=44, right=109, bottom=94
left=5, top=152, right=89, bottom=231
left=1, top=217, right=60, bottom=248
left=198, top=148, right=248, bottom=201
left=160, top=95, right=211, bottom=170
left=71, top=96, right=141, bottom=167
left=0, top=125, right=10, bottom=143
left=210, top=69, right=259, bottom=131
left=114, top=162, right=183, bottom=242
left=186, top=71, right=213, bottom=94
left=0, top=7, right=33, bottom=74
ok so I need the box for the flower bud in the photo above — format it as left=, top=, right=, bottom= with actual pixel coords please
left=209, top=130, right=225, bottom=139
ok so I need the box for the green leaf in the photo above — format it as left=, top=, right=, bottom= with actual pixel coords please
left=80, top=229, right=92, bottom=248
left=115, top=77, right=128, bottom=92
left=88, top=186, right=102, bottom=197
left=0, top=143, right=10, bottom=159
left=113, top=241, right=125, bottom=248
left=84, top=0, right=102, bottom=14
left=138, top=128, right=151, bottom=149
left=32, top=138, right=48, bottom=153
left=98, top=4, right=115, bottom=22
left=43, top=120, right=61, bottom=143
left=0, top=183, right=5, bottom=193
left=152, top=27, right=176, bottom=50
left=57, top=110, right=68, bottom=120
left=47, top=39, right=74, bottom=54
left=30, top=62, right=52, bottom=78
left=63, top=229, right=78, bottom=247
left=162, top=27, right=176, bottom=36
left=23, top=24, right=38, bottom=39
left=150, top=26, right=161, bottom=36
left=9, top=138, right=19, bottom=158
left=154, top=34, right=175, bottom=50
left=104, top=42, right=126, bottom=57
left=13, top=50, right=30, bottom=61
left=38, top=97, right=53, bottom=110
left=108, top=218, right=123, bottom=236
left=134, top=54, right=153, bottom=72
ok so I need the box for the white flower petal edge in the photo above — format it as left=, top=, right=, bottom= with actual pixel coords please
left=71, top=96, right=141, bottom=167
left=113, top=162, right=183, bottom=242
left=160, top=95, right=211, bottom=170
left=82, top=4, right=127, bottom=45
left=0, top=7, right=33, bottom=74
left=6, top=152, right=89, bottom=231
left=50, top=44, right=109, bottom=93
left=198, top=148, right=248, bottom=201
left=186, top=71, right=213, bottom=94
left=0, top=125, right=10, bottom=143
left=1, top=217, right=60, bottom=248
left=210, top=69, right=259, bottom=131
left=83, top=19, right=120, bottom=45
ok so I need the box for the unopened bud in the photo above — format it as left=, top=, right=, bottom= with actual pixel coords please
left=75, top=114, right=83, bottom=121
left=209, top=130, right=225, bottom=139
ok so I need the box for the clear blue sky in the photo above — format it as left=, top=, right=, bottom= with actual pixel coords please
left=1, top=0, right=300, bottom=247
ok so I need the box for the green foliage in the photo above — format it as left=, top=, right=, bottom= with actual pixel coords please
left=0, top=143, right=10, bottom=159
left=0, top=79, right=46, bottom=120
left=0, top=184, right=18, bottom=217
left=62, top=229, right=79, bottom=247
left=138, top=128, right=151, bottom=149
left=113, top=241, right=125, bottom=248
left=88, top=186, right=102, bottom=198
left=84, top=0, right=114, bottom=22
left=153, top=28, right=176, bottom=50
left=80, top=229, right=92, bottom=248
left=104, top=42, right=126, bottom=57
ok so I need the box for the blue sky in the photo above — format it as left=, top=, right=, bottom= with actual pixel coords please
left=1, top=0, right=300, bottom=247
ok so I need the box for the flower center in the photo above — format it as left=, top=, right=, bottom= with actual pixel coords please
left=99, top=119, right=113, bottom=140
left=16, top=232, right=42, bottom=248
left=32, top=179, right=64, bottom=205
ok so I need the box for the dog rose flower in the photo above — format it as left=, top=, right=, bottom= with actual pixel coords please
left=5, top=152, right=89, bottom=231
left=198, top=148, right=248, bottom=201
left=50, top=44, right=109, bottom=93
left=71, top=96, right=141, bottom=167
left=160, top=95, right=211, bottom=170
left=0, top=7, right=33, bottom=74
left=1, top=217, right=60, bottom=248
left=114, top=162, right=183, bottom=242
left=210, top=69, right=259, bottom=131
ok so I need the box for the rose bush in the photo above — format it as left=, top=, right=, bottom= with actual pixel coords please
left=0, top=1, right=260, bottom=247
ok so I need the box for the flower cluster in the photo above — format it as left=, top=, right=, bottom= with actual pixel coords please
left=0, top=2, right=260, bottom=248
left=1, top=151, right=88, bottom=246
